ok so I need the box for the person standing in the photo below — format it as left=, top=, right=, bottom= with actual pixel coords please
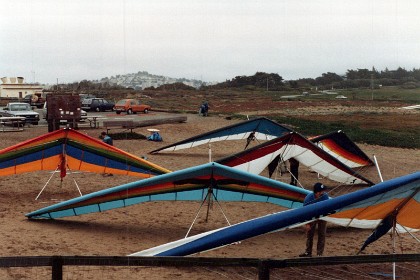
left=289, top=158, right=300, bottom=186
left=299, top=182, right=330, bottom=257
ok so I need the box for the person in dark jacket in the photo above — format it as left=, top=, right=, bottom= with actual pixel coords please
left=289, top=158, right=300, bottom=186
left=299, top=182, right=330, bottom=257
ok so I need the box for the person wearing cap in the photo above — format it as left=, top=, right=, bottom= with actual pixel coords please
left=299, top=182, right=330, bottom=257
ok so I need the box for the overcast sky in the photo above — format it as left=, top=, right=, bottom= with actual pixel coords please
left=1, top=0, right=419, bottom=84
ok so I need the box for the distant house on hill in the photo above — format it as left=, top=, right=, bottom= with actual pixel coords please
left=0, top=77, right=44, bottom=99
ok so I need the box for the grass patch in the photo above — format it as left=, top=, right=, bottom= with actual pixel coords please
left=269, top=116, right=419, bottom=149
left=337, top=87, right=420, bottom=103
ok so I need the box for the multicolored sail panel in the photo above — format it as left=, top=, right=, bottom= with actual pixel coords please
left=131, top=172, right=419, bottom=256
left=0, top=128, right=170, bottom=178
left=149, top=117, right=292, bottom=154
left=217, top=132, right=374, bottom=185
left=310, top=130, right=374, bottom=168
left=26, top=162, right=310, bottom=219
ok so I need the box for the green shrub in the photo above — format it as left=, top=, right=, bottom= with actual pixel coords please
left=271, top=116, right=419, bottom=149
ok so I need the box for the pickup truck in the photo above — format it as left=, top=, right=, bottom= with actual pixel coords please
left=0, top=102, right=40, bottom=125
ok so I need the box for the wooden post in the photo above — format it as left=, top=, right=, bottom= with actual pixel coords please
left=258, top=259, right=270, bottom=280
left=51, top=256, right=63, bottom=280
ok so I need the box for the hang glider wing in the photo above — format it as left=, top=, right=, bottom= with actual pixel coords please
left=324, top=178, right=419, bottom=232
left=149, top=117, right=292, bottom=154
left=26, top=162, right=310, bottom=219
left=131, top=172, right=419, bottom=256
left=358, top=214, right=395, bottom=253
left=310, top=130, right=374, bottom=168
left=217, top=132, right=374, bottom=185
left=0, top=128, right=170, bottom=178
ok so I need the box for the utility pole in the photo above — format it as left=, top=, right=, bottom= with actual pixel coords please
left=370, top=73, right=374, bottom=100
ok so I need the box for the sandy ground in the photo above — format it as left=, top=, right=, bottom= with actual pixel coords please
left=0, top=112, right=419, bottom=279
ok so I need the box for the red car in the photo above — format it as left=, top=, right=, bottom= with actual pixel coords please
left=114, top=99, right=151, bottom=115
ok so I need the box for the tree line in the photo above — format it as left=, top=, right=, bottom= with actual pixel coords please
left=47, top=66, right=420, bottom=93
left=204, top=67, right=420, bottom=91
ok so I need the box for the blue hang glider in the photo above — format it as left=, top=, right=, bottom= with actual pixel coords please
left=131, top=172, right=420, bottom=256
left=26, top=162, right=310, bottom=219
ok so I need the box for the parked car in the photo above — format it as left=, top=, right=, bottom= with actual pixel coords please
left=79, top=94, right=96, bottom=102
left=0, top=102, right=40, bottom=125
left=335, top=95, right=348, bottom=99
left=81, top=98, right=115, bottom=112
left=114, top=99, right=151, bottom=114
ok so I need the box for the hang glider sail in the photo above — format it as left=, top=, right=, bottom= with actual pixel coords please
left=26, top=162, right=310, bottom=219
left=325, top=178, right=419, bottom=231
left=131, top=172, right=419, bottom=256
left=0, top=128, right=170, bottom=179
left=149, top=117, right=292, bottom=154
left=310, top=130, right=374, bottom=168
left=217, top=132, right=374, bottom=185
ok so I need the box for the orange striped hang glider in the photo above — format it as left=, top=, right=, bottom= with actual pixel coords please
left=0, top=128, right=170, bottom=179
left=310, top=130, right=374, bottom=168
left=130, top=171, right=419, bottom=256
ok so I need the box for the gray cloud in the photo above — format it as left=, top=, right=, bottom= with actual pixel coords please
left=1, top=0, right=418, bottom=84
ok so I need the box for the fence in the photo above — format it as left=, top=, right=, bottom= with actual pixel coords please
left=0, top=254, right=419, bottom=280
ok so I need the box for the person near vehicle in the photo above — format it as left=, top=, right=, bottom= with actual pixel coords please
left=299, top=182, right=330, bottom=257
left=99, top=131, right=113, bottom=146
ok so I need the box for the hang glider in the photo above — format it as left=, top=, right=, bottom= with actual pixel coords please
left=217, top=132, right=374, bottom=185
left=131, top=172, right=420, bottom=256
left=149, top=117, right=292, bottom=154
left=310, top=130, right=374, bottom=168
left=26, top=162, right=310, bottom=219
left=0, top=128, right=170, bottom=179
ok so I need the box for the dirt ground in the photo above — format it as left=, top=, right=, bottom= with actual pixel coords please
left=0, top=108, right=419, bottom=279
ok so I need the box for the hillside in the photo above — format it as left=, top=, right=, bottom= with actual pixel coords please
left=98, top=71, right=204, bottom=90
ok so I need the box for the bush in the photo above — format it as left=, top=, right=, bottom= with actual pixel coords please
left=109, top=132, right=147, bottom=140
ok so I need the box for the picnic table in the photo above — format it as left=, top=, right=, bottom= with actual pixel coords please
left=0, top=116, right=25, bottom=132
left=85, top=115, right=104, bottom=128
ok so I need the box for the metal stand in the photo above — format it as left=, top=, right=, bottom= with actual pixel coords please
left=35, top=161, right=83, bottom=200
left=392, top=219, right=397, bottom=280
left=373, top=154, right=384, bottom=182
left=185, top=189, right=232, bottom=238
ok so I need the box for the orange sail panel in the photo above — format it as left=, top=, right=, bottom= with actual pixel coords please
left=0, top=128, right=170, bottom=178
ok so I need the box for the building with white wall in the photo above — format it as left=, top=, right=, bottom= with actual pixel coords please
left=0, top=77, right=44, bottom=98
